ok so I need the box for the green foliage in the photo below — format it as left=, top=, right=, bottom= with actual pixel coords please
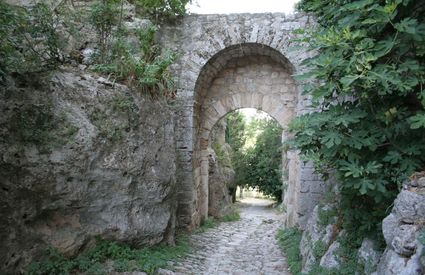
left=318, top=207, right=338, bottom=228
left=90, top=0, right=122, bottom=62
left=221, top=208, right=241, bottom=222
left=312, top=240, right=327, bottom=259
left=88, top=0, right=181, bottom=97
left=91, top=13, right=178, bottom=97
left=225, top=111, right=247, bottom=154
left=26, top=248, right=76, bottom=275
left=195, top=208, right=240, bottom=233
left=276, top=228, right=302, bottom=275
left=212, top=143, right=232, bottom=167
left=8, top=101, right=78, bottom=152
left=136, top=0, right=190, bottom=21
left=235, top=118, right=283, bottom=200
left=291, top=0, right=425, bottom=237
left=225, top=111, right=248, bottom=188
left=281, top=230, right=375, bottom=275
left=1, top=0, right=180, bottom=98
left=89, top=94, right=139, bottom=141
left=26, top=236, right=190, bottom=275
left=0, top=1, right=71, bottom=83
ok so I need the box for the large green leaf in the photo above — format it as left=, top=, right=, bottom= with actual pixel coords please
left=409, top=113, right=425, bottom=129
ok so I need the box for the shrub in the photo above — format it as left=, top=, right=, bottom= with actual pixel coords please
left=291, top=0, right=425, bottom=238
left=135, top=0, right=190, bottom=22
left=0, top=1, right=72, bottom=83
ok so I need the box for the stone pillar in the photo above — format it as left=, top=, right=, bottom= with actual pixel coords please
left=199, top=149, right=210, bottom=221
left=281, top=130, right=290, bottom=202
left=283, top=150, right=300, bottom=227
left=174, top=92, right=197, bottom=229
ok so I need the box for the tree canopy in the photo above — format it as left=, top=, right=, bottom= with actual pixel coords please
left=225, top=111, right=283, bottom=201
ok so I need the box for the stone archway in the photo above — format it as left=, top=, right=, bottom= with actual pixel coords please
left=160, top=13, right=329, bottom=231
left=193, top=43, right=297, bottom=223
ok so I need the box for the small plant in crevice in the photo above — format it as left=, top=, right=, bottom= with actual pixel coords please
left=194, top=217, right=217, bottom=234
left=312, top=240, right=327, bottom=260
left=317, top=206, right=338, bottom=229
left=89, top=0, right=121, bottom=63
left=8, top=102, right=79, bottom=152
left=276, top=228, right=302, bottom=275
left=221, top=212, right=241, bottom=222
left=89, top=93, right=139, bottom=142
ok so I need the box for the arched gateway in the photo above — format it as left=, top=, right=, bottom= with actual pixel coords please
left=160, top=13, right=329, bottom=230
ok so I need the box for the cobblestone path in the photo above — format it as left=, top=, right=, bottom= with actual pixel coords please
left=171, top=198, right=290, bottom=275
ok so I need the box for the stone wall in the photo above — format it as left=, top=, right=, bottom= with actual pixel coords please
left=0, top=68, right=177, bottom=273
left=296, top=176, right=425, bottom=275
left=208, top=119, right=236, bottom=218
left=377, top=176, right=425, bottom=275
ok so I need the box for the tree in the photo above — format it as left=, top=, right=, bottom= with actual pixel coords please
left=234, top=117, right=283, bottom=201
left=225, top=111, right=246, bottom=154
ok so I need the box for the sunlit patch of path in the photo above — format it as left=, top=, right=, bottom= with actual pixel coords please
left=171, top=198, right=290, bottom=275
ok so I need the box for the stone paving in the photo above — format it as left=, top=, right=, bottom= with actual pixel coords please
left=171, top=198, right=290, bottom=275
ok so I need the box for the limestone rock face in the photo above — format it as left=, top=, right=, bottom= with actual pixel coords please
left=0, top=68, right=177, bottom=273
left=208, top=119, right=236, bottom=218
left=357, top=239, right=381, bottom=274
left=377, top=178, right=425, bottom=275
left=319, top=240, right=340, bottom=269
left=299, top=204, right=337, bottom=273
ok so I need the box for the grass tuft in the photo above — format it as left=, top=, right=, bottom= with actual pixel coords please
left=26, top=236, right=190, bottom=275
left=276, top=228, right=302, bottom=275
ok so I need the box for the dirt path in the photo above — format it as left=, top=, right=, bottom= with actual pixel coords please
left=171, top=198, right=290, bottom=275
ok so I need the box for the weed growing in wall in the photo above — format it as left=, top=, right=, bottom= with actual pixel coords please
left=276, top=228, right=302, bottom=275
left=89, top=93, right=139, bottom=142
left=317, top=206, right=338, bottom=228
left=8, top=101, right=78, bottom=152
left=89, top=0, right=179, bottom=98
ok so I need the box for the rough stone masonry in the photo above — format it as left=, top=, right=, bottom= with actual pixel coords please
left=159, top=12, right=331, bottom=231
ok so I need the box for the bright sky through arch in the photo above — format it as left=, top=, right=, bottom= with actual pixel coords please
left=188, top=0, right=300, bottom=14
